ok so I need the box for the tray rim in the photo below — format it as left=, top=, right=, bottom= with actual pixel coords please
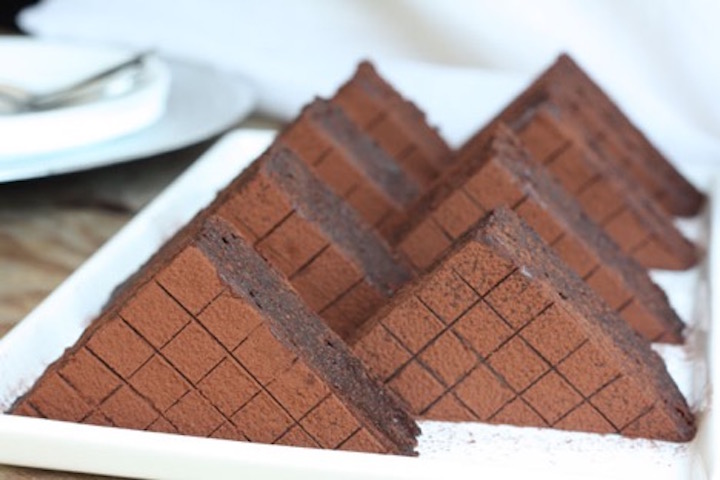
left=0, top=128, right=715, bottom=480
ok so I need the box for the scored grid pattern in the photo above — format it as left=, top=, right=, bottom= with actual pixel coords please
left=279, top=116, right=406, bottom=227
left=553, top=82, right=669, bottom=202
left=332, top=77, right=451, bottom=187
left=514, top=110, right=683, bottom=268
left=540, top=57, right=702, bottom=218
left=354, top=239, right=665, bottom=436
left=216, top=171, right=388, bottom=343
left=395, top=155, right=672, bottom=342
left=14, top=244, right=387, bottom=454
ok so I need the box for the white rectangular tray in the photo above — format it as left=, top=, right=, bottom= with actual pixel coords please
left=0, top=129, right=716, bottom=480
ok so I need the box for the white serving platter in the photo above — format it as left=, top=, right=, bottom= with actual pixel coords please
left=0, top=129, right=716, bottom=480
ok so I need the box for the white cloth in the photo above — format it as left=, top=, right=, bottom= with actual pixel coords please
left=17, top=0, right=720, bottom=164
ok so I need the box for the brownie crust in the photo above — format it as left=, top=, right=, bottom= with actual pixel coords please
left=355, top=207, right=695, bottom=442
left=387, top=125, right=686, bottom=343
left=9, top=212, right=419, bottom=455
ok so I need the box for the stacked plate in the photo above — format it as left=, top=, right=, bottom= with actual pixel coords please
left=0, top=37, right=256, bottom=182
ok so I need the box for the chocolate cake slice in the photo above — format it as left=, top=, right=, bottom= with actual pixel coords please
left=277, top=99, right=423, bottom=227
left=496, top=54, right=704, bottom=217
left=214, top=147, right=414, bottom=343
left=10, top=213, right=419, bottom=455
left=331, top=61, right=453, bottom=187
left=504, top=105, right=698, bottom=270
left=384, top=125, right=685, bottom=343
left=553, top=55, right=704, bottom=217
left=354, top=207, right=695, bottom=442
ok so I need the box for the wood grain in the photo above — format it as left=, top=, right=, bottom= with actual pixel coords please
left=0, top=466, right=109, bottom=480
left=0, top=206, right=130, bottom=325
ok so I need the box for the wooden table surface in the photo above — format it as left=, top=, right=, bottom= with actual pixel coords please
left=0, top=117, right=279, bottom=479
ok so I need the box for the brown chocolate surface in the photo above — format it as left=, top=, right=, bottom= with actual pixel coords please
left=215, top=147, right=413, bottom=343
left=331, top=61, right=453, bottom=187
left=508, top=107, right=698, bottom=270
left=278, top=99, right=423, bottom=227
left=354, top=207, right=695, bottom=441
left=496, top=54, right=704, bottom=218
left=8, top=59, right=698, bottom=449
left=387, top=126, right=685, bottom=343
left=10, top=214, right=419, bottom=455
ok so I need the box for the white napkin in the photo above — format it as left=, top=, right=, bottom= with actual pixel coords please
left=18, top=0, right=720, bottom=165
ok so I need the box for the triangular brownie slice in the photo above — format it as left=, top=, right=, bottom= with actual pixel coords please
left=214, top=147, right=413, bottom=343
left=354, top=207, right=695, bottom=441
left=497, top=54, right=704, bottom=217
left=385, top=125, right=684, bottom=343
left=331, top=61, right=453, bottom=187
left=277, top=99, right=423, bottom=227
left=549, top=54, right=704, bottom=217
left=495, top=103, right=698, bottom=270
left=10, top=214, right=419, bottom=454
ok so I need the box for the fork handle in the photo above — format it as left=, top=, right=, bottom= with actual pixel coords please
left=28, top=51, right=153, bottom=110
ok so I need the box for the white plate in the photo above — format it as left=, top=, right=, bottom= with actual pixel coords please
left=0, top=37, right=171, bottom=158
left=0, top=129, right=716, bottom=480
left=0, top=55, right=255, bottom=183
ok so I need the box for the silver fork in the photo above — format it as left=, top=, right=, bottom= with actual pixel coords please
left=0, top=51, right=153, bottom=114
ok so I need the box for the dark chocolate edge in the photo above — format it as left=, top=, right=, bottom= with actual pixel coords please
left=478, top=207, right=696, bottom=442
left=519, top=102, right=699, bottom=270
left=7, top=149, right=277, bottom=406
left=489, top=125, right=687, bottom=342
left=347, top=61, right=452, bottom=161
left=551, top=54, right=705, bottom=217
left=199, top=215, right=420, bottom=454
left=568, top=132, right=700, bottom=269
left=264, top=147, right=414, bottom=295
left=385, top=125, right=499, bottom=247
left=305, top=99, right=422, bottom=207
left=469, top=53, right=703, bottom=218
left=391, top=122, right=685, bottom=342
left=5, top=194, right=213, bottom=414
left=9, top=194, right=421, bottom=454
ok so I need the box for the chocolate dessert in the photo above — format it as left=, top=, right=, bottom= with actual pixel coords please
left=495, top=54, right=704, bottom=218
left=214, top=147, right=413, bottom=343
left=502, top=106, right=698, bottom=270
left=328, top=59, right=698, bottom=270
left=354, top=207, right=695, bottom=441
left=385, top=125, right=685, bottom=343
left=331, top=61, right=453, bottom=187
left=11, top=213, right=419, bottom=455
left=277, top=99, right=423, bottom=227
left=7, top=58, right=700, bottom=450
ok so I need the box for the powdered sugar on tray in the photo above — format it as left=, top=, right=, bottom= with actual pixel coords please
left=0, top=130, right=715, bottom=480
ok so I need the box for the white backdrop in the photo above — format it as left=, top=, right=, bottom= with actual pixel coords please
left=17, top=0, right=720, bottom=163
